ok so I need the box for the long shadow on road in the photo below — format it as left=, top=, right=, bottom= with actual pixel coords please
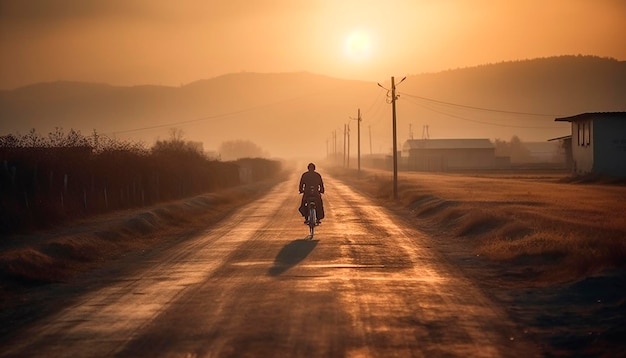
left=267, top=238, right=318, bottom=276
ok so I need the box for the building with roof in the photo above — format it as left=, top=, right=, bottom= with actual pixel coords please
left=555, top=112, right=626, bottom=177
left=402, top=139, right=495, bottom=171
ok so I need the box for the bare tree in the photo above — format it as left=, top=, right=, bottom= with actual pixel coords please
left=218, top=140, right=268, bottom=161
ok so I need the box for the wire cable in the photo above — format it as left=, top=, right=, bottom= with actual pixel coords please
left=109, top=92, right=317, bottom=135
left=398, top=91, right=565, bottom=117
left=401, top=96, right=565, bottom=129
left=363, top=90, right=388, bottom=128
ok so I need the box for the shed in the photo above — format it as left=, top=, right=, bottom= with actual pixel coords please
left=402, top=139, right=495, bottom=171
left=555, top=112, right=626, bottom=177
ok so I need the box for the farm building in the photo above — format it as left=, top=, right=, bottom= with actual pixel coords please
left=555, top=112, right=626, bottom=177
left=402, top=139, right=495, bottom=171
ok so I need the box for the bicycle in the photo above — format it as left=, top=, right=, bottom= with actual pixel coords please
left=304, top=186, right=320, bottom=238
left=307, top=198, right=317, bottom=238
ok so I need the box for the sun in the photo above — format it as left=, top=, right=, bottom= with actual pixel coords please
left=344, top=30, right=373, bottom=61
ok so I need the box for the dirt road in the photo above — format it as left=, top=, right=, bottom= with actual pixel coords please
left=1, top=174, right=538, bottom=357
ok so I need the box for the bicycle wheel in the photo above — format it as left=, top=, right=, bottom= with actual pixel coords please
left=308, top=207, right=316, bottom=237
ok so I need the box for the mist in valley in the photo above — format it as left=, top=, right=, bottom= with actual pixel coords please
left=1, top=56, right=625, bottom=161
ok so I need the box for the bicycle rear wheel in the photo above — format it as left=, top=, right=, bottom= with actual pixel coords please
left=308, top=207, right=316, bottom=237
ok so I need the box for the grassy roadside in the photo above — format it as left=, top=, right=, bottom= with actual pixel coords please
left=329, top=167, right=626, bottom=282
left=328, top=167, right=626, bottom=357
left=0, top=175, right=287, bottom=308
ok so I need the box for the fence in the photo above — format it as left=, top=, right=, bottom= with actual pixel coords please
left=0, top=147, right=280, bottom=234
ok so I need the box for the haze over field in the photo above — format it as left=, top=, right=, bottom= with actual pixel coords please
left=1, top=1, right=625, bottom=158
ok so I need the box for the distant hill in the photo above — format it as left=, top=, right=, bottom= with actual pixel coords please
left=1, top=55, right=625, bottom=159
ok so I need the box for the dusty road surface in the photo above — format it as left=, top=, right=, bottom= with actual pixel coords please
left=1, top=174, right=538, bottom=357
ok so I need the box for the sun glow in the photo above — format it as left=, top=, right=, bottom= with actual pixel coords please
left=344, top=30, right=373, bottom=61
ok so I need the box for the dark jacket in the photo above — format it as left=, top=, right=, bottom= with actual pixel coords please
left=299, top=170, right=324, bottom=195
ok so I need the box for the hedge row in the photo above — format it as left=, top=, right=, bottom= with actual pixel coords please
left=0, top=130, right=281, bottom=234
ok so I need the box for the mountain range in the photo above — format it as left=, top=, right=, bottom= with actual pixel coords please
left=1, top=55, right=625, bottom=159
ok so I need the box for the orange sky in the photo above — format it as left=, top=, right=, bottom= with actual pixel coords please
left=1, top=0, right=625, bottom=89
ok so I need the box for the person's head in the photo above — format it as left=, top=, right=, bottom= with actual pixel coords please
left=307, top=162, right=316, bottom=171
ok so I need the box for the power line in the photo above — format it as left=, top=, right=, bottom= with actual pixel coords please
left=362, top=89, right=386, bottom=115
left=397, top=91, right=564, bottom=117
left=402, top=96, right=564, bottom=129
left=109, top=89, right=332, bottom=135
left=363, top=88, right=389, bottom=128
left=111, top=107, right=263, bottom=135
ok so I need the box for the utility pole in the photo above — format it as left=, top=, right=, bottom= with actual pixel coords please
left=422, top=125, right=430, bottom=140
left=343, top=124, right=347, bottom=167
left=326, top=139, right=329, bottom=158
left=347, top=122, right=351, bottom=169
left=357, top=108, right=361, bottom=172
left=369, top=125, right=372, bottom=155
left=333, top=130, right=337, bottom=163
left=391, top=76, right=398, bottom=199
left=349, top=109, right=362, bottom=172
left=378, top=76, right=406, bottom=200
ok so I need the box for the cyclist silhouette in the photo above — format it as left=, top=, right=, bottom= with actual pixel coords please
left=298, top=163, right=325, bottom=224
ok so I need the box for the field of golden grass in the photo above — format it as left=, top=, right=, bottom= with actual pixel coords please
left=335, top=169, right=626, bottom=284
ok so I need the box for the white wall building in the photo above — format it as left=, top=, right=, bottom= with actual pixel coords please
left=555, top=112, right=626, bottom=177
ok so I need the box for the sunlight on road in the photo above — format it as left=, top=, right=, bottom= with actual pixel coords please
left=1, top=175, right=537, bottom=357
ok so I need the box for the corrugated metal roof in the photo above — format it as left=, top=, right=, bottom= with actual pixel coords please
left=403, top=139, right=494, bottom=150
left=555, top=112, right=626, bottom=122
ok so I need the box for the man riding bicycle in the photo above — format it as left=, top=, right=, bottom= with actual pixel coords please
left=299, top=162, right=325, bottom=224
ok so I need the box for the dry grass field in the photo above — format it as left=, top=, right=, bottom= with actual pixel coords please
left=399, top=171, right=625, bottom=282
left=331, top=168, right=626, bottom=356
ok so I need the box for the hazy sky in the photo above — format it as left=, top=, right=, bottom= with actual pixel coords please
left=1, top=0, right=625, bottom=89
